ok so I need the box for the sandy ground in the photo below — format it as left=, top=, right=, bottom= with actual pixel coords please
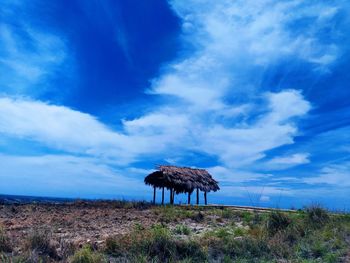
left=0, top=202, right=234, bottom=253
left=1, top=203, right=157, bottom=248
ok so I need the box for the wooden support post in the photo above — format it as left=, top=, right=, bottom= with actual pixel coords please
left=172, top=190, right=175, bottom=204
left=188, top=191, right=191, bottom=205
left=162, top=187, right=164, bottom=205
left=153, top=186, right=156, bottom=204
left=204, top=192, right=207, bottom=205
left=170, top=188, right=173, bottom=204
left=196, top=188, right=199, bottom=205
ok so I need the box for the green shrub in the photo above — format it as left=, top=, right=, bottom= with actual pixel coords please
left=251, top=212, right=267, bottom=226
left=59, top=240, right=76, bottom=261
left=105, top=237, right=122, bottom=256
left=116, top=224, right=206, bottom=262
left=266, top=211, right=291, bottom=234
left=174, top=224, right=191, bottom=235
left=130, top=253, right=148, bottom=263
left=0, top=226, right=11, bottom=253
left=241, top=211, right=253, bottom=224
left=216, top=228, right=235, bottom=239
left=224, top=237, right=271, bottom=260
left=25, top=229, right=57, bottom=258
left=191, top=212, right=205, bottom=222
left=157, top=206, right=181, bottom=223
left=233, top=227, right=247, bottom=237
left=222, top=209, right=235, bottom=219
left=267, top=231, right=293, bottom=259
left=176, top=240, right=207, bottom=261
left=305, top=205, right=329, bottom=227
left=70, top=245, right=106, bottom=263
left=146, top=224, right=176, bottom=261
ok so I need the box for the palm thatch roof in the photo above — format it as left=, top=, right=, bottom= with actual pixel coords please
left=144, top=165, right=219, bottom=193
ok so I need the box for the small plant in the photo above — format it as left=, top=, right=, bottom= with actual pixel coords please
left=176, top=240, right=207, bottom=261
left=174, top=224, right=191, bottom=235
left=215, top=228, right=234, bottom=239
left=241, top=211, right=253, bottom=224
left=305, top=205, right=329, bottom=227
left=70, top=245, right=106, bottom=263
left=233, top=227, right=247, bottom=237
left=146, top=224, right=177, bottom=261
left=25, top=229, right=57, bottom=258
left=105, top=237, right=121, bottom=256
left=59, top=239, right=76, bottom=261
left=0, top=226, right=11, bottom=253
left=266, top=211, right=291, bottom=234
left=191, top=212, right=205, bottom=222
left=222, top=209, right=235, bottom=219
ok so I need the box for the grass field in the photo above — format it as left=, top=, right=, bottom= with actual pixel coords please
left=0, top=201, right=349, bottom=262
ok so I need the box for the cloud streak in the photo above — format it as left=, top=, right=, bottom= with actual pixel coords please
left=0, top=25, right=66, bottom=95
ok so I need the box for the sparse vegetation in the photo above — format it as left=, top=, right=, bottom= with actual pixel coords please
left=174, top=224, right=191, bottom=235
left=25, top=228, right=59, bottom=260
left=305, top=204, right=330, bottom=227
left=1, top=201, right=349, bottom=262
left=70, top=245, right=106, bottom=263
left=266, top=211, right=291, bottom=234
left=0, top=225, right=11, bottom=253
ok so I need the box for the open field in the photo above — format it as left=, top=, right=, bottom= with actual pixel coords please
left=1, top=200, right=350, bottom=262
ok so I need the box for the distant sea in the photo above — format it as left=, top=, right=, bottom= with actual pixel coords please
left=0, top=194, right=75, bottom=204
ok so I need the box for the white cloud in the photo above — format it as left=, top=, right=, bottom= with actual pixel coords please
left=260, top=195, right=270, bottom=202
left=0, top=154, right=148, bottom=198
left=0, top=98, right=189, bottom=164
left=265, top=153, right=310, bottom=170
left=0, top=7, right=67, bottom=96
left=0, top=97, right=138, bottom=164
left=218, top=185, right=292, bottom=198
left=271, top=153, right=310, bottom=165
left=304, top=162, right=350, bottom=187
left=207, top=166, right=271, bottom=183
left=147, top=0, right=339, bottom=118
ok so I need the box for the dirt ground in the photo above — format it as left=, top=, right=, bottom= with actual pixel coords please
left=0, top=202, right=234, bottom=253
left=0, top=203, right=154, bottom=249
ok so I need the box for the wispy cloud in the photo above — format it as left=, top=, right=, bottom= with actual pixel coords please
left=304, top=162, right=350, bottom=187
left=264, top=153, right=310, bottom=170
left=0, top=2, right=68, bottom=96
left=0, top=154, right=147, bottom=198
left=0, top=25, right=66, bottom=93
left=0, top=97, right=134, bottom=164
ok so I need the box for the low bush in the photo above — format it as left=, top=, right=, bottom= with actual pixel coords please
left=191, top=211, right=205, bottom=222
left=58, top=240, right=76, bottom=261
left=25, top=229, right=58, bottom=259
left=146, top=224, right=176, bottom=261
left=211, top=236, right=271, bottom=261
left=105, top=224, right=207, bottom=262
left=305, top=205, right=329, bottom=227
left=266, top=211, right=291, bottom=235
left=0, top=226, right=11, bottom=253
left=221, top=208, right=236, bottom=219
left=233, top=227, right=247, bottom=237
left=105, top=236, right=121, bottom=256
left=174, top=224, right=191, bottom=235
left=241, top=211, right=253, bottom=225
left=176, top=240, right=207, bottom=262
left=70, top=245, right=106, bottom=263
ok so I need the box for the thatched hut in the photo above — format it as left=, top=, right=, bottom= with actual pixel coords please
left=144, top=165, right=219, bottom=205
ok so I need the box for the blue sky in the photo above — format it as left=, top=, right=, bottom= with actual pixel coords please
left=0, top=0, right=349, bottom=210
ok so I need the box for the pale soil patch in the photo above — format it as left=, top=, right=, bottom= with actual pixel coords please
left=0, top=203, right=244, bottom=252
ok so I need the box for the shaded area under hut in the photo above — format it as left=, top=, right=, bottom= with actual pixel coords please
left=144, top=165, right=219, bottom=205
